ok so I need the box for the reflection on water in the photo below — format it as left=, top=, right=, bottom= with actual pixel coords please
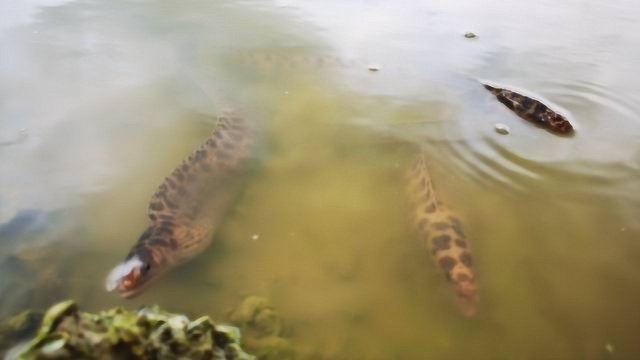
left=1, top=0, right=640, bottom=358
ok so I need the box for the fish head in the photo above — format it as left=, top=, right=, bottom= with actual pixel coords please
left=105, top=251, right=166, bottom=298
left=454, top=279, right=478, bottom=317
left=550, top=113, right=574, bottom=134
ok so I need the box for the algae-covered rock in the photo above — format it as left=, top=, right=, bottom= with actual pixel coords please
left=227, top=297, right=282, bottom=339
left=7, top=301, right=255, bottom=360
left=0, top=310, right=44, bottom=354
left=248, top=336, right=295, bottom=360
left=227, top=297, right=295, bottom=360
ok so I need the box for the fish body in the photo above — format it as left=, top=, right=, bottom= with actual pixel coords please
left=407, top=154, right=478, bottom=316
left=484, top=83, right=573, bottom=134
left=106, top=113, right=255, bottom=298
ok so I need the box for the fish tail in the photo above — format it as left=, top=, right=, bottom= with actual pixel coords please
left=407, top=154, right=438, bottom=215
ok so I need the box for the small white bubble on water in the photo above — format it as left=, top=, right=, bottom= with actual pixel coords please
left=605, top=343, right=614, bottom=354
left=494, top=123, right=510, bottom=135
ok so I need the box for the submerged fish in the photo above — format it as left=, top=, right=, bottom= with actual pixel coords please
left=105, top=113, right=255, bottom=298
left=483, top=83, right=574, bottom=134
left=407, top=154, right=478, bottom=316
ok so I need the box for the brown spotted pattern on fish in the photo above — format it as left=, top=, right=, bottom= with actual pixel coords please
left=106, top=113, right=255, bottom=298
left=484, top=84, right=574, bottom=134
left=407, top=154, right=478, bottom=316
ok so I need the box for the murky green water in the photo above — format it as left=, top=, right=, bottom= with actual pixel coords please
left=1, top=0, right=640, bottom=358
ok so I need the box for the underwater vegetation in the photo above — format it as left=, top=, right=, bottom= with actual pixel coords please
left=3, top=300, right=253, bottom=360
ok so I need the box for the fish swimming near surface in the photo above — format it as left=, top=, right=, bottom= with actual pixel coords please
left=105, top=112, right=255, bottom=298
left=483, top=83, right=574, bottom=134
left=406, top=154, right=478, bottom=316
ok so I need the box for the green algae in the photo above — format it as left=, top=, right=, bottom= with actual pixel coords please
left=6, top=301, right=254, bottom=360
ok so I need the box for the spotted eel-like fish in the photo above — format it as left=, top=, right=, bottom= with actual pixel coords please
left=407, top=154, right=478, bottom=316
left=483, top=84, right=573, bottom=134
left=105, top=113, right=255, bottom=298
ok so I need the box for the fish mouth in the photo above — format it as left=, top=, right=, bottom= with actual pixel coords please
left=117, top=288, right=143, bottom=299
left=105, top=271, right=156, bottom=299
left=105, top=258, right=168, bottom=299
left=105, top=278, right=151, bottom=299
left=105, top=256, right=151, bottom=299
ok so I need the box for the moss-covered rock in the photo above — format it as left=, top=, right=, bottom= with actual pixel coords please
left=0, top=310, right=44, bottom=355
left=227, top=296, right=282, bottom=339
left=227, top=296, right=294, bottom=360
left=5, top=300, right=254, bottom=360
left=247, top=336, right=295, bottom=360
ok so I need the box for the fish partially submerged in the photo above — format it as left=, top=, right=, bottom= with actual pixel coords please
left=106, top=113, right=255, bottom=298
left=484, top=83, right=574, bottom=134
left=406, top=154, right=478, bottom=316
